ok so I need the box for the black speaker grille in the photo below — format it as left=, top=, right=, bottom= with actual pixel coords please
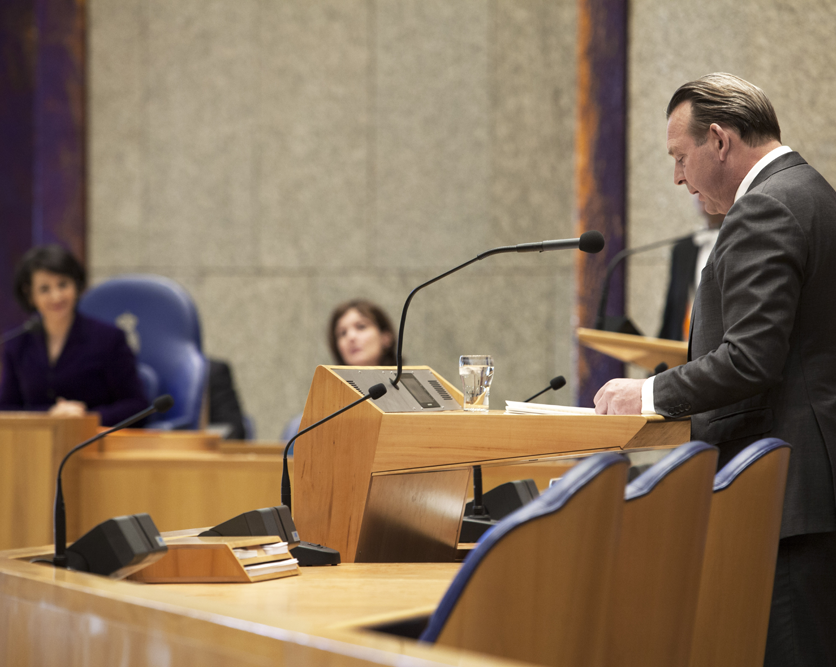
left=428, top=380, right=452, bottom=401
left=346, top=380, right=362, bottom=394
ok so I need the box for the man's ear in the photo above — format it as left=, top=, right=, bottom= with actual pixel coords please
left=710, top=123, right=731, bottom=161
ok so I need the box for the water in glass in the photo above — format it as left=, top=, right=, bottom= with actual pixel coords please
left=459, top=355, right=494, bottom=412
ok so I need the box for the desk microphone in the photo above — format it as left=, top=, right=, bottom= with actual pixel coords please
left=466, top=374, right=568, bottom=522
left=523, top=375, right=567, bottom=403
left=594, top=233, right=693, bottom=334
left=391, top=231, right=605, bottom=387
left=465, top=375, right=566, bottom=534
left=0, top=315, right=41, bottom=346
left=281, top=382, right=387, bottom=513
left=52, top=394, right=174, bottom=568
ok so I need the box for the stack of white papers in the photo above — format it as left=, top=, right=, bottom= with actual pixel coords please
left=262, top=542, right=289, bottom=556
left=245, top=559, right=299, bottom=575
left=505, top=401, right=597, bottom=416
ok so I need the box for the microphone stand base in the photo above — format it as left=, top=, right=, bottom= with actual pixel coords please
left=290, top=541, right=341, bottom=566
left=460, top=515, right=497, bottom=543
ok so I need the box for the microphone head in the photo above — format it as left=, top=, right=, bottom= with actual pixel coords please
left=368, top=383, right=387, bottom=400
left=579, top=230, right=605, bottom=254
left=549, top=376, right=567, bottom=391
left=153, top=394, right=175, bottom=413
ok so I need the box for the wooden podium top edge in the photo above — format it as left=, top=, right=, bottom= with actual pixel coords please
left=576, top=327, right=688, bottom=353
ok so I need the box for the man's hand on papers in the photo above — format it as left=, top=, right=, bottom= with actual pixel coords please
left=593, top=378, right=644, bottom=415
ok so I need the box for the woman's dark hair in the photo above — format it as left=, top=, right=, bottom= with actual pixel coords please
left=328, top=299, right=397, bottom=366
left=14, top=245, right=86, bottom=313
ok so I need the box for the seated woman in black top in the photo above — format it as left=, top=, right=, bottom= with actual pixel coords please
left=0, top=245, right=147, bottom=426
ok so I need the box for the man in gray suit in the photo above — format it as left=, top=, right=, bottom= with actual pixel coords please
left=594, top=73, right=836, bottom=665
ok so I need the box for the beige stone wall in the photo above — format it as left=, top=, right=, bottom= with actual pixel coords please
left=627, top=1, right=836, bottom=342
left=89, top=1, right=836, bottom=435
left=87, top=0, right=578, bottom=438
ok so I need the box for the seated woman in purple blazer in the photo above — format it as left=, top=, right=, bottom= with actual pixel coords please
left=0, top=245, right=147, bottom=426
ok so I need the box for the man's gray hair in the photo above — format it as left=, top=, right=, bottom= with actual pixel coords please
left=666, top=73, right=781, bottom=147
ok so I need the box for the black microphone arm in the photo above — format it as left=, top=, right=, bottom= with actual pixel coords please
left=52, top=394, right=174, bottom=568
left=594, top=233, right=694, bottom=331
left=523, top=375, right=567, bottom=403
left=391, top=230, right=605, bottom=387
left=281, top=382, right=387, bottom=513
left=468, top=374, right=567, bottom=520
left=0, top=315, right=41, bottom=346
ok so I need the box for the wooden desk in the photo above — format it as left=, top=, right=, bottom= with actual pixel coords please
left=296, top=366, right=691, bottom=562
left=577, top=327, right=688, bottom=370
left=77, top=448, right=289, bottom=534
left=0, top=414, right=292, bottom=550
left=0, top=544, right=524, bottom=667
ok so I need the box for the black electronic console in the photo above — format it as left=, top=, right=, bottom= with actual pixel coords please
left=200, top=506, right=340, bottom=566
left=199, top=506, right=299, bottom=543
left=460, top=479, right=540, bottom=542
left=59, top=513, right=168, bottom=579
left=291, top=541, right=341, bottom=567
left=464, top=479, right=539, bottom=520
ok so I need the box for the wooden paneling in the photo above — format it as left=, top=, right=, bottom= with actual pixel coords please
left=0, top=414, right=99, bottom=549
left=372, top=411, right=682, bottom=472
left=356, top=469, right=471, bottom=562
left=78, top=451, right=286, bottom=535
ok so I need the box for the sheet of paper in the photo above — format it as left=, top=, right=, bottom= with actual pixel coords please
left=504, top=401, right=597, bottom=416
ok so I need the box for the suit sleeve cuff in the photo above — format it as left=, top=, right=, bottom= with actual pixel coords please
left=641, top=376, right=658, bottom=415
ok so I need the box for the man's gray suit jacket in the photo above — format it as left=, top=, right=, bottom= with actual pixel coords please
left=654, top=152, right=836, bottom=538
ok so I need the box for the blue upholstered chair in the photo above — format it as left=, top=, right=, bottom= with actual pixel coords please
left=420, top=451, right=629, bottom=667
left=78, top=274, right=207, bottom=430
left=604, top=441, right=719, bottom=667
left=689, top=438, right=791, bottom=667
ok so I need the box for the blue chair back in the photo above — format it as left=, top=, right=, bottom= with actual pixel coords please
left=690, top=438, right=791, bottom=667
left=420, top=451, right=629, bottom=667
left=605, top=441, right=718, bottom=667
left=79, top=274, right=207, bottom=430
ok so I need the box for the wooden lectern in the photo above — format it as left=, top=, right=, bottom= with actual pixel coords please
left=294, top=365, right=690, bottom=563
left=0, top=413, right=99, bottom=550
left=576, top=327, right=688, bottom=371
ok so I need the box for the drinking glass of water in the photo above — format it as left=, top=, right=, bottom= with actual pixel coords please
left=459, top=355, right=495, bottom=412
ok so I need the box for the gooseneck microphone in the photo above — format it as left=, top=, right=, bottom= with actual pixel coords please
left=391, top=230, right=605, bottom=387
left=523, top=375, right=567, bottom=403
left=594, top=233, right=693, bottom=332
left=0, top=315, right=41, bottom=346
left=52, top=394, right=174, bottom=568
left=281, top=382, right=387, bottom=513
left=468, top=374, right=568, bottom=521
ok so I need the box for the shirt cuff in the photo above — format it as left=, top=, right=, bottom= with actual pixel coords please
left=641, top=376, right=658, bottom=415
